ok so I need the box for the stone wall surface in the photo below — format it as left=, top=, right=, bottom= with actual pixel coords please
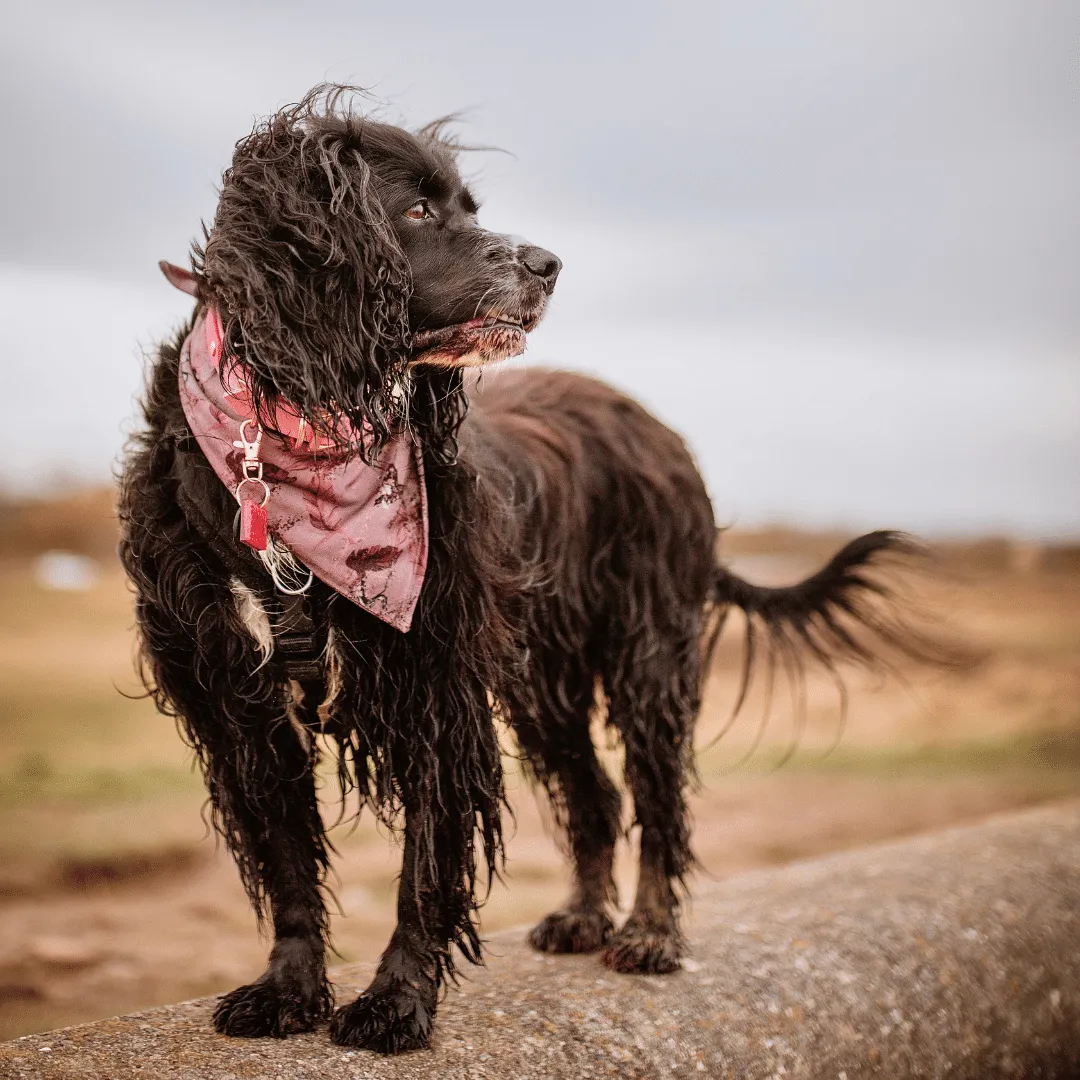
left=3, top=801, right=1079, bottom=1080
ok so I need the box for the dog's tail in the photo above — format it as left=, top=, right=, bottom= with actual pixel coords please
left=709, top=530, right=957, bottom=755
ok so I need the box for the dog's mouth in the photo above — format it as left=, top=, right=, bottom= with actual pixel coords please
left=409, top=312, right=539, bottom=369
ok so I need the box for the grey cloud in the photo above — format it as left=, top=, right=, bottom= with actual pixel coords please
left=3, top=0, right=1076, bottom=342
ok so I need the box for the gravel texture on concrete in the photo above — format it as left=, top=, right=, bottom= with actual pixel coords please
left=3, top=801, right=1079, bottom=1080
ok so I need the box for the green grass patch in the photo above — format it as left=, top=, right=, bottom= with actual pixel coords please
left=698, top=728, right=1080, bottom=780
left=0, top=755, right=201, bottom=808
left=0, top=686, right=166, bottom=751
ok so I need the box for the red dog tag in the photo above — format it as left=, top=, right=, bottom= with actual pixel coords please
left=239, top=499, right=268, bottom=551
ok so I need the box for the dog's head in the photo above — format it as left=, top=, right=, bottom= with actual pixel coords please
left=183, top=84, right=560, bottom=460
left=367, top=120, right=560, bottom=371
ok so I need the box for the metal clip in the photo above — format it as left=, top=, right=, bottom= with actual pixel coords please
left=232, top=419, right=264, bottom=481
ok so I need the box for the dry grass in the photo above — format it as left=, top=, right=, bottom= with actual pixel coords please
left=1, top=492, right=1078, bottom=1038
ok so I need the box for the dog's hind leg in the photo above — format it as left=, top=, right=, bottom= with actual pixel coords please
left=134, top=577, right=332, bottom=1037
left=511, top=666, right=622, bottom=955
left=600, top=627, right=703, bottom=975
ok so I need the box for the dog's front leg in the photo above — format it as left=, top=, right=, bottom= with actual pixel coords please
left=206, top=683, right=333, bottom=1038
left=329, top=801, right=448, bottom=1053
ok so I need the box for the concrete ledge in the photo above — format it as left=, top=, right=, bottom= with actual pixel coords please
left=4, top=802, right=1080, bottom=1079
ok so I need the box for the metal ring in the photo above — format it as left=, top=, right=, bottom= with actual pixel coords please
left=266, top=558, right=314, bottom=596
left=235, top=477, right=270, bottom=507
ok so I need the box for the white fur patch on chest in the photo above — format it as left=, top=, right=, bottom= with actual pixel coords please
left=230, top=578, right=273, bottom=663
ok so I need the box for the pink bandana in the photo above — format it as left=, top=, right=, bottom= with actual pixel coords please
left=177, top=308, right=428, bottom=633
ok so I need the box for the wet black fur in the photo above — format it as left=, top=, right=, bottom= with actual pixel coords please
left=118, top=85, right=941, bottom=1054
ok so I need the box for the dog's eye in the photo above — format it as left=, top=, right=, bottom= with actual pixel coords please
left=404, top=200, right=434, bottom=221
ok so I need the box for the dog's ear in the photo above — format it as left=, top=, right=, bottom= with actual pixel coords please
left=197, top=87, right=412, bottom=456
left=159, top=260, right=201, bottom=297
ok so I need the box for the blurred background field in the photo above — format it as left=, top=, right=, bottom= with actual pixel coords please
left=1, top=490, right=1078, bottom=1039
left=2, top=0, right=1077, bottom=1048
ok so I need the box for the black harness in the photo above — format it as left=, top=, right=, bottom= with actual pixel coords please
left=270, top=592, right=325, bottom=681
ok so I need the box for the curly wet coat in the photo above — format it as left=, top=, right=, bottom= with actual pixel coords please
left=118, top=85, right=937, bottom=1054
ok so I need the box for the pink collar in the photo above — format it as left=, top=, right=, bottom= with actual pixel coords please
left=177, top=306, right=428, bottom=633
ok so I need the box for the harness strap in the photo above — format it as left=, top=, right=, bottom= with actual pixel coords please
left=271, top=592, right=325, bottom=682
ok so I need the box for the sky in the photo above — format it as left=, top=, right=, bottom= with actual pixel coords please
left=2, top=0, right=1077, bottom=537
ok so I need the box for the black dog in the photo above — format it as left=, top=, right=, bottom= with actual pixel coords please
left=119, top=85, right=932, bottom=1053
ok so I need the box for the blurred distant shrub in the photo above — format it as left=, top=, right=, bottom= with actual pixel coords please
left=0, top=489, right=118, bottom=560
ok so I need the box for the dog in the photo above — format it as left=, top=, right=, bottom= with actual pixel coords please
left=118, top=85, right=935, bottom=1054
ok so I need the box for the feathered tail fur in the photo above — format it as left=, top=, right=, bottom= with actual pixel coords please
left=711, top=530, right=957, bottom=755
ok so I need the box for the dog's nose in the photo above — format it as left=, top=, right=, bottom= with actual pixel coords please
left=518, top=245, right=562, bottom=291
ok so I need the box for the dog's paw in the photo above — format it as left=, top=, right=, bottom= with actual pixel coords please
left=528, top=907, right=614, bottom=954
left=213, top=972, right=331, bottom=1038
left=329, top=982, right=434, bottom=1054
left=601, top=920, right=683, bottom=975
